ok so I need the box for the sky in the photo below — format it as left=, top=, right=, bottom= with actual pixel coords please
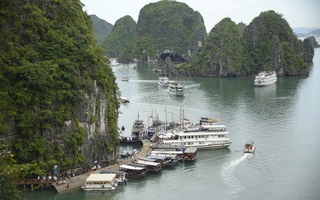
left=81, top=0, right=320, bottom=32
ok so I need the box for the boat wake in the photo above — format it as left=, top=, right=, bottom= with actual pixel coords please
left=221, top=154, right=252, bottom=198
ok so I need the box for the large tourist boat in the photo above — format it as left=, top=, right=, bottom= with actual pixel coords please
left=81, top=174, right=117, bottom=191
left=254, top=71, right=277, bottom=86
left=244, top=140, right=256, bottom=153
left=99, top=170, right=127, bottom=185
left=134, top=159, right=162, bottom=173
left=131, top=116, right=145, bottom=138
left=158, top=76, right=170, bottom=87
left=160, top=124, right=232, bottom=149
left=168, top=81, right=184, bottom=96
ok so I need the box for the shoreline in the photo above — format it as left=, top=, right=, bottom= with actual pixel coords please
left=52, top=139, right=151, bottom=194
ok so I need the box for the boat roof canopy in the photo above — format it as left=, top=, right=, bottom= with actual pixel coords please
left=184, top=147, right=198, bottom=153
left=120, top=164, right=144, bottom=170
left=86, top=174, right=116, bottom=182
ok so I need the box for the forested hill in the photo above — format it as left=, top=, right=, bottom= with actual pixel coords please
left=177, top=10, right=311, bottom=77
left=0, top=0, right=119, bottom=192
left=104, top=0, right=207, bottom=63
left=181, top=18, right=247, bottom=77
left=102, top=15, right=137, bottom=58
left=90, top=14, right=113, bottom=43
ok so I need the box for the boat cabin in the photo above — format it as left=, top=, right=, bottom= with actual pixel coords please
left=81, top=174, right=117, bottom=191
left=119, top=164, right=147, bottom=179
left=244, top=140, right=255, bottom=153
left=99, top=170, right=127, bottom=185
left=135, top=159, right=162, bottom=173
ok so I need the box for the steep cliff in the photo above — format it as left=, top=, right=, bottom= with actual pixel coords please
left=243, top=10, right=308, bottom=76
left=0, top=0, right=119, bottom=176
left=180, top=18, right=248, bottom=77
left=118, top=0, right=207, bottom=62
left=90, top=14, right=113, bottom=43
left=102, top=15, right=137, bottom=59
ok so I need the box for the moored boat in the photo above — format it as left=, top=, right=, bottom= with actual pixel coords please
left=99, top=170, right=127, bottom=186
left=254, top=71, right=277, bottom=86
left=183, top=147, right=198, bottom=161
left=81, top=174, right=117, bottom=191
left=131, top=116, right=145, bottom=139
left=244, top=140, right=256, bottom=153
left=160, top=124, right=232, bottom=149
left=119, top=164, right=147, bottom=179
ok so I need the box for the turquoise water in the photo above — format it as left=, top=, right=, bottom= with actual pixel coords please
left=23, top=43, right=320, bottom=200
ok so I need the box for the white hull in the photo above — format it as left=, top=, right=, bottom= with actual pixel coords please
left=168, top=90, right=184, bottom=96
left=254, top=71, right=277, bottom=86
left=81, top=185, right=115, bottom=191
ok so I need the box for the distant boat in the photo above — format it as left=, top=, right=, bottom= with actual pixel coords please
left=120, top=97, right=130, bottom=103
left=158, top=76, right=170, bottom=87
left=110, top=59, right=119, bottom=66
left=121, top=77, right=129, bottom=81
left=254, top=71, right=277, bottom=86
left=168, top=81, right=184, bottom=96
left=244, top=140, right=256, bottom=153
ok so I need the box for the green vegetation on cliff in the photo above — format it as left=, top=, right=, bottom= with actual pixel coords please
left=102, top=15, right=136, bottom=58
left=181, top=18, right=248, bottom=76
left=243, top=10, right=307, bottom=75
left=0, top=0, right=119, bottom=193
left=90, top=14, right=113, bottom=43
left=178, top=10, right=310, bottom=76
left=106, top=0, right=207, bottom=62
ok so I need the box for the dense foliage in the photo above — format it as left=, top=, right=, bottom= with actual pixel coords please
left=102, top=15, right=136, bottom=59
left=180, top=18, right=249, bottom=77
left=243, top=10, right=307, bottom=75
left=177, top=10, right=310, bottom=76
left=0, top=0, right=119, bottom=186
left=90, top=14, right=113, bottom=43
left=107, top=0, right=207, bottom=62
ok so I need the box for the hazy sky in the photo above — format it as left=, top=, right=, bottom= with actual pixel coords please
left=81, top=0, right=320, bottom=31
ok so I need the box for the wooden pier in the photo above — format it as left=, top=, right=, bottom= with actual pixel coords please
left=52, top=139, right=151, bottom=194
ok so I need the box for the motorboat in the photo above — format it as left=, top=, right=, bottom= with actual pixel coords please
left=120, top=97, right=130, bottom=103
left=244, top=140, right=256, bottom=153
left=254, top=71, right=277, bottom=86
left=81, top=174, right=117, bottom=191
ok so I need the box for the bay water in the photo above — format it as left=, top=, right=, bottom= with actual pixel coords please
left=23, top=39, right=320, bottom=200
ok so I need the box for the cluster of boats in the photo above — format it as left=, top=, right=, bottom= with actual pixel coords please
left=81, top=146, right=198, bottom=191
left=120, top=116, right=232, bottom=149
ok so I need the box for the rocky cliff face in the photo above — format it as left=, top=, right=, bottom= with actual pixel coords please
left=116, top=1, right=207, bottom=63
left=0, top=0, right=119, bottom=172
left=243, top=10, right=308, bottom=76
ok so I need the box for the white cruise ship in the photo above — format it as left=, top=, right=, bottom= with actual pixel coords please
left=160, top=124, right=231, bottom=149
left=254, top=71, right=277, bottom=86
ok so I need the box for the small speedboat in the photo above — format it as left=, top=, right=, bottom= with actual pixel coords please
left=121, top=77, right=129, bottom=81
left=244, top=140, right=256, bottom=153
left=120, top=97, right=130, bottom=103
